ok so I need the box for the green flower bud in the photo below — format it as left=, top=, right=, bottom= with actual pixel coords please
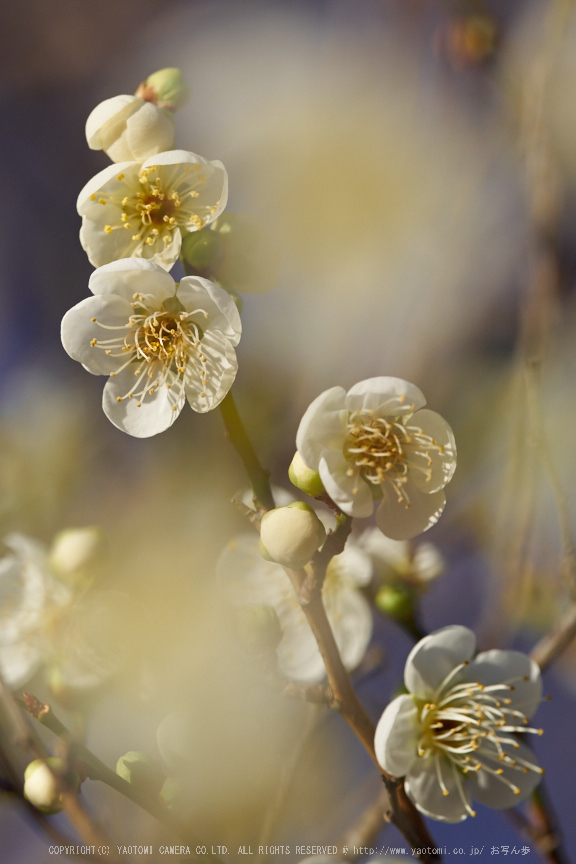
left=375, top=583, right=415, bottom=621
left=137, top=68, right=190, bottom=111
left=288, top=451, right=325, bottom=498
left=237, top=604, right=282, bottom=654
left=180, top=229, right=224, bottom=276
left=260, top=502, right=326, bottom=569
left=116, top=751, right=164, bottom=797
left=23, top=758, right=78, bottom=814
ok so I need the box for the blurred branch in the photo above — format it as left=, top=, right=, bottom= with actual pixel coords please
left=0, top=678, right=115, bottom=858
left=19, top=694, right=226, bottom=864
left=220, top=391, right=275, bottom=511
left=338, top=788, right=390, bottom=861
left=531, top=603, right=576, bottom=671
left=507, top=785, right=569, bottom=864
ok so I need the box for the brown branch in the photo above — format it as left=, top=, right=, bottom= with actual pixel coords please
left=338, top=788, right=390, bottom=861
left=285, top=566, right=440, bottom=864
left=531, top=603, right=576, bottom=671
left=299, top=508, right=352, bottom=603
left=19, top=694, right=226, bottom=864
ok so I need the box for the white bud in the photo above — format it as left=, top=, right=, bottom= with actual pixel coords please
left=49, top=526, right=100, bottom=577
left=259, top=502, right=326, bottom=569
left=85, top=95, right=174, bottom=162
left=23, top=759, right=68, bottom=814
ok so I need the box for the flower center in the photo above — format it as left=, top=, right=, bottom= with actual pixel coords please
left=416, top=662, right=544, bottom=817
left=92, top=163, right=214, bottom=252
left=343, top=404, right=443, bottom=505
left=89, top=292, right=211, bottom=409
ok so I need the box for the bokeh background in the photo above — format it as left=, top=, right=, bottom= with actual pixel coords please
left=1, top=0, right=576, bottom=861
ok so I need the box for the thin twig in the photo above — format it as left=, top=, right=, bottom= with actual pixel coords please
left=19, top=694, right=226, bottom=864
left=338, top=788, right=390, bottom=861
left=220, top=391, right=275, bottom=511
left=531, top=603, right=576, bottom=671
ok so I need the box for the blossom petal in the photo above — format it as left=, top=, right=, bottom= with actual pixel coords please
left=469, top=740, right=543, bottom=809
left=375, top=485, right=445, bottom=541
left=326, top=588, right=372, bottom=672
left=404, top=625, right=476, bottom=700
left=125, top=103, right=174, bottom=161
left=185, top=330, right=237, bottom=413
left=345, top=377, right=426, bottom=415
left=85, top=96, right=140, bottom=150
left=358, top=527, right=408, bottom=569
left=405, top=756, right=470, bottom=823
left=216, top=535, right=291, bottom=608
left=77, top=162, right=139, bottom=213
left=88, top=258, right=176, bottom=302
left=329, top=540, right=373, bottom=587
left=277, top=608, right=326, bottom=684
left=102, top=367, right=185, bottom=438
left=467, top=650, right=542, bottom=720
left=406, top=409, right=457, bottom=494
left=0, top=640, right=41, bottom=687
left=296, top=386, right=347, bottom=469
left=61, top=295, right=133, bottom=376
left=374, top=694, right=419, bottom=777
left=318, top=451, right=374, bottom=518
left=178, top=277, right=242, bottom=346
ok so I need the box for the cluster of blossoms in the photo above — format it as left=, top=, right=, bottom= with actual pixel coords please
left=62, top=69, right=239, bottom=437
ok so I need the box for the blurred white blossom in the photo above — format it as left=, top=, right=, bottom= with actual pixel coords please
left=61, top=259, right=241, bottom=437
left=374, top=626, right=544, bottom=823
left=358, top=527, right=444, bottom=586
left=297, top=377, right=456, bottom=540
left=0, top=531, right=121, bottom=690
left=77, top=150, right=227, bottom=269
left=217, top=534, right=372, bottom=683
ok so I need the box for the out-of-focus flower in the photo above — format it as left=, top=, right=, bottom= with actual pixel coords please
left=135, top=67, right=190, bottom=111
left=358, top=527, right=444, bottom=587
left=77, top=150, right=228, bottom=270
left=48, top=526, right=101, bottom=585
left=0, top=532, right=123, bottom=691
left=217, top=534, right=372, bottom=683
left=86, top=95, right=175, bottom=163
left=259, top=502, right=326, bottom=569
left=374, top=626, right=544, bottom=823
left=296, top=377, right=456, bottom=540
left=23, top=758, right=77, bottom=814
left=436, top=15, right=498, bottom=69
left=61, top=259, right=241, bottom=438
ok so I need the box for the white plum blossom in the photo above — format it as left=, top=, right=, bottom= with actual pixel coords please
left=77, top=150, right=228, bottom=270
left=374, top=626, right=544, bottom=823
left=217, top=534, right=372, bottom=683
left=358, top=527, right=445, bottom=586
left=61, top=259, right=241, bottom=438
left=0, top=532, right=122, bottom=690
left=296, top=377, right=456, bottom=541
left=85, top=95, right=175, bottom=163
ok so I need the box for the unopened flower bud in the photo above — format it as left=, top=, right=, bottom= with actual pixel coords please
left=375, top=583, right=414, bottom=621
left=288, top=451, right=325, bottom=498
left=260, top=502, right=326, bottom=569
left=237, top=604, right=282, bottom=655
left=49, top=527, right=101, bottom=580
left=85, top=95, right=175, bottom=162
left=136, top=68, right=190, bottom=111
left=160, top=775, right=184, bottom=809
left=23, top=758, right=78, bottom=814
left=116, top=751, right=164, bottom=796
left=180, top=229, right=224, bottom=275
